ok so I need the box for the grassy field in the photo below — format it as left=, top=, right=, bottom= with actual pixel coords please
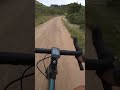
left=35, top=15, right=55, bottom=26
left=62, top=17, right=85, bottom=50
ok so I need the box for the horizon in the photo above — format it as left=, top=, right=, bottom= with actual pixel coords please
left=36, top=0, right=85, bottom=6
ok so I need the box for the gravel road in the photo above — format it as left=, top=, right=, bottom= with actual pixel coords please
left=35, top=16, right=85, bottom=90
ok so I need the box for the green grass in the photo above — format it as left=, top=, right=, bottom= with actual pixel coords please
left=35, top=1, right=57, bottom=26
left=35, top=15, right=55, bottom=26
left=62, top=17, right=85, bottom=50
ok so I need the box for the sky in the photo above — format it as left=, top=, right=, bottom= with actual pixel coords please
left=37, top=0, right=85, bottom=6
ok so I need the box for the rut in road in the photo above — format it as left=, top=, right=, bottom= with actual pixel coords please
left=35, top=16, right=85, bottom=90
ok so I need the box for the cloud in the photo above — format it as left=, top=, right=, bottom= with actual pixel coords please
left=37, top=0, right=85, bottom=6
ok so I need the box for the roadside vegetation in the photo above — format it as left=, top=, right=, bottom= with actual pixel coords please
left=63, top=3, right=85, bottom=49
left=35, top=1, right=55, bottom=26
left=35, top=1, right=65, bottom=26
left=62, top=17, right=85, bottom=49
left=35, top=1, right=85, bottom=27
left=66, top=3, right=85, bottom=30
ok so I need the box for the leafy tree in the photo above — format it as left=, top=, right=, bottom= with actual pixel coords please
left=68, top=3, right=82, bottom=14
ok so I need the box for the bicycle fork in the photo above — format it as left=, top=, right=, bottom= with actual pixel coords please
left=46, top=58, right=58, bottom=90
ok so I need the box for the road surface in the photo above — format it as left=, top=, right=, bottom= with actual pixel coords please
left=35, top=16, right=85, bottom=90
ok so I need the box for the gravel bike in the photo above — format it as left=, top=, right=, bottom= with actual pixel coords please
left=0, top=36, right=119, bottom=90
left=35, top=37, right=84, bottom=90
left=0, top=37, right=84, bottom=90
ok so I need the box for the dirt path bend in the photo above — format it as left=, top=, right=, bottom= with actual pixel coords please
left=35, top=16, right=85, bottom=90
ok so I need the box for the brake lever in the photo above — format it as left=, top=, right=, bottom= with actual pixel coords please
left=72, top=37, right=84, bottom=71
left=78, top=59, right=84, bottom=70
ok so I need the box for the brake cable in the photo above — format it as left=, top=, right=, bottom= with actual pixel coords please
left=21, top=65, right=33, bottom=90
left=5, top=66, right=34, bottom=90
left=36, top=54, right=51, bottom=77
left=5, top=54, right=51, bottom=90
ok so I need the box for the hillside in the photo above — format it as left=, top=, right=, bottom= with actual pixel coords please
left=35, top=1, right=65, bottom=26
left=35, top=1, right=85, bottom=26
left=35, top=1, right=53, bottom=25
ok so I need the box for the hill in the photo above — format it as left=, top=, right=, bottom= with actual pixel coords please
left=35, top=1, right=85, bottom=27
left=35, top=1, right=65, bottom=26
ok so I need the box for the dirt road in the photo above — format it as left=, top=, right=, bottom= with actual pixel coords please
left=35, top=16, right=85, bottom=90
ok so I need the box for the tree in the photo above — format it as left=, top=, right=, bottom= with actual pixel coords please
left=68, top=3, right=81, bottom=14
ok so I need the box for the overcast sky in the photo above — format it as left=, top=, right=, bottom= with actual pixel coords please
left=37, top=0, right=85, bottom=6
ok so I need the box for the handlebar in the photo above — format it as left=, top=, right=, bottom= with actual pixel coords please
left=0, top=48, right=82, bottom=66
left=73, top=37, right=84, bottom=70
left=36, top=37, right=84, bottom=71
left=0, top=52, right=34, bottom=65
left=0, top=48, right=82, bottom=65
left=35, top=47, right=84, bottom=70
left=0, top=37, right=83, bottom=70
left=35, top=48, right=82, bottom=56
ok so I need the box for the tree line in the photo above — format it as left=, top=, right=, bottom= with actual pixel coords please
left=35, top=1, right=85, bottom=29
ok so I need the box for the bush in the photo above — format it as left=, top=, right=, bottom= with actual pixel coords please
left=68, top=3, right=82, bottom=14
left=66, top=13, right=85, bottom=25
left=80, top=24, right=85, bottom=30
